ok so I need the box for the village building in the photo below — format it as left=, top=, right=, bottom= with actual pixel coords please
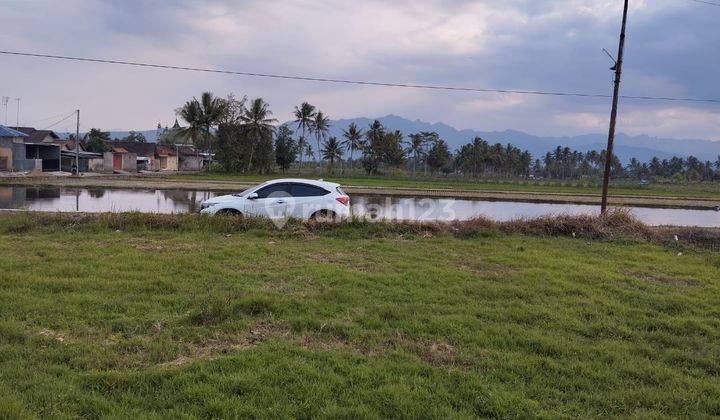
left=0, top=125, right=60, bottom=172
left=106, top=145, right=138, bottom=173
left=105, top=140, right=186, bottom=172
left=155, top=145, right=179, bottom=171
left=156, top=119, right=206, bottom=171
left=52, top=138, right=104, bottom=173
left=178, top=145, right=205, bottom=171
left=12, top=127, right=61, bottom=144
left=107, top=141, right=155, bottom=172
left=3, top=126, right=105, bottom=173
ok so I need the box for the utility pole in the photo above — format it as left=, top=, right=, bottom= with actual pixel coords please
left=74, top=109, right=80, bottom=175
left=1, top=96, right=8, bottom=124
left=15, top=98, right=20, bottom=126
left=600, top=0, right=629, bottom=214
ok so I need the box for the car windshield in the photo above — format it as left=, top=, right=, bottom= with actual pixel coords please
left=233, top=183, right=266, bottom=197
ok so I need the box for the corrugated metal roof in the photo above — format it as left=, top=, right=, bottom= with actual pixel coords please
left=0, top=125, right=28, bottom=138
left=12, top=127, right=59, bottom=142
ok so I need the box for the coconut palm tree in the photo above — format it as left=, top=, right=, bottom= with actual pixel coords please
left=310, top=111, right=331, bottom=169
left=178, top=92, right=228, bottom=155
left=304, top=143, right=314, bottom=163
left=293, top=102, right=316, bottom=168
left=404, top=133, right=427, bottom=177
left=240, top=98, right=277, bottom=172
left=341, top=122, right=364, bottom=171
left=322, top=137, right=343, bottom=174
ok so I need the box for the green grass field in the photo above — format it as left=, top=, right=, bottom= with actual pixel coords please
left=172, top=171, right=720, bottom=200
left=1, top=214, right=719, bottom=418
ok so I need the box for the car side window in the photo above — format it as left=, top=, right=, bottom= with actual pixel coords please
left=289, top=183, right=330, bottom=197
left=255, top=183, right=290, bottom=199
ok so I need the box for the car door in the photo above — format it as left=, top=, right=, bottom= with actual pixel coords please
left=288, top=183, right=330, bottom=219
left=247, top=183, right=290, bottom=219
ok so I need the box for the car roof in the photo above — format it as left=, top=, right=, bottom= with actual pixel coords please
left=263, top=178, right=341, bottom=188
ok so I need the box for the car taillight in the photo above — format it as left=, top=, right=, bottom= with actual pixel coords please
left=336, top=195, right=349, bottom=206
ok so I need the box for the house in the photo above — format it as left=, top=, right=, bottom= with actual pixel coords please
left=106, top=145, right=137, bottom=173
left=0, top=125, right=28, bottom=171
left=177, top=145, right=205, bottom=171
left=11, top=127, right=106, bottom=173
left=53, top=139, right=104, bottom=173
left=107, top=141, right=156, bottom=172
left=0, top=125, right=60, bottom=172
left=12, top=127, right=61, bottom=144
left=155, top=145, right=178, bottom=171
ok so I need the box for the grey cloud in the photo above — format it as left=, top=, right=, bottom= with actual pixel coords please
left=0, top=0, right=717, bottom=140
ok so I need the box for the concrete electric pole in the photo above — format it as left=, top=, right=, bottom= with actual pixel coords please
left=600, top=0, right=629, bottom=214
left=15, top=98, right=20, bottom=126
left=75, top=109, right=80, bottom=175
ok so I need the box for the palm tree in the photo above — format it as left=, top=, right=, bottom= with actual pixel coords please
left=240, top=98, right=277, bottom=171
left=293, top=102, right=316, bottom=168
left=310, top=111, right=331, bottom=169
left=178, top=92, right=227, bottom=155
left=322, top=137, right=343, bottom=174
left=304, top=143, right=314, bottom=163
left=404, top=133, right=426, bottom=177
left=341, top=122, right=364, bottom=171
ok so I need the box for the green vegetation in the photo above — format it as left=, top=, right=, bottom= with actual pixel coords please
left=1, top=213, right=719, bottom=417
left=161, top=91, right=720, bottom=183
left=171, top=170, right=720, bottom=200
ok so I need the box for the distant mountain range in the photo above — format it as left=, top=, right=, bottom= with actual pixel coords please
left=65, top=114, right=720, bottom=163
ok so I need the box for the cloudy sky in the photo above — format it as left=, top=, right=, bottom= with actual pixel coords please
left=0, top=0, right=718, bottom=140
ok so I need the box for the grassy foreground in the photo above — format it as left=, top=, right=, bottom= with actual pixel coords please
left=1, top=213, right=719, bottom=418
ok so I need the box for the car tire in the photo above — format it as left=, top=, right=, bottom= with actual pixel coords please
left=310, top=209, right=338, bottom=223
left=217, top=208, right=242, bottom=216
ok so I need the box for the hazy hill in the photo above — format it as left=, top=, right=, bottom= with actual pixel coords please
left=64, top=114, right=720, bottom=163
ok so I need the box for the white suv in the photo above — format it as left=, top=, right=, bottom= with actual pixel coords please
left=199, top=178, right=350, bottom=221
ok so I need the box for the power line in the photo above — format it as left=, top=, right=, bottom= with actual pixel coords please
left=686, top=0, right=720, bottom=7
left=2, top=50, right=719, bottom=104
left=42, top=111, right=77, bottom=130
left=22, top=110, right=77, bottom=126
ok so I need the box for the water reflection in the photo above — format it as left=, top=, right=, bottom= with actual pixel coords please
left=0, top=185, right=718, bottom=227
left=351, top=196, right=720, bottom=227
left=0, top=186, right=215, bottom=214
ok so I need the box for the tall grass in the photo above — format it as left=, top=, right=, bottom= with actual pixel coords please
left=2, top=210, right=715, bottom=248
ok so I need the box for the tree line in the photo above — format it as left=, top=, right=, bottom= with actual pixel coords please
left=532, top=146, right=720, bottom=181
left=81, top=91, right=720, bottom=182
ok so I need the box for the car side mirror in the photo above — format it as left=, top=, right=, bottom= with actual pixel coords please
left=247, top=192, right=259, bottom=200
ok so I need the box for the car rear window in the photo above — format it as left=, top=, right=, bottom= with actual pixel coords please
left=336, top=186, right=346, bottom=195
left=289, top=183, right=330, bottom=197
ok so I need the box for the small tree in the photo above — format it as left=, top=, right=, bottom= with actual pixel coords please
left=426, top=140, right=452, bottom=174
left=177, top=92, right=228, bottom=166
left=341, top=122, right=364, bottom=171
left=123, top=131, right=147, bottom=143
left=310, top=111, right=331, bottom=169
left=84, top=128, right=111, bottom=153
left=304, top=143, right=314, bottom=163
left=216, top=123, right=243, bottom=172
left=240, top=97, right=277, bottom=173
left=361, top=120, right=385, bottom=174
left=293, top=102, right=316, bottom=168
left=404, top=133, right=427, bottom=177
left=321, top=137, right=343, bottom=174
left=274, top=125, right=297, bottom=173
left=382, top=130, right=405, bottom=167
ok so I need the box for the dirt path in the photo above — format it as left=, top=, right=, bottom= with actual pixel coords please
left=2, top=175, right=719, bottom=210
